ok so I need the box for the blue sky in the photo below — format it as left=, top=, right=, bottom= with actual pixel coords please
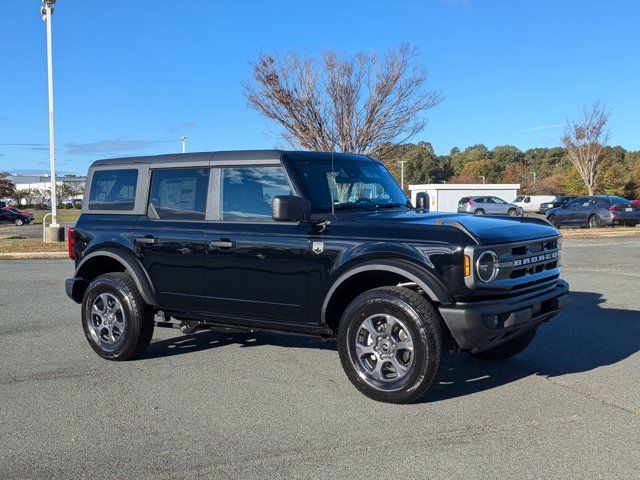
left=1, top=0, right=638, bottom=174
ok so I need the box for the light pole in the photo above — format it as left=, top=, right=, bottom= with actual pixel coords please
left=181, top=136, right=187, bottom=153
left=399, top=160, right=407, bottom=191
left=42, top=0, right=58, bottom=229
left=480, top=175, right=486, bottom=184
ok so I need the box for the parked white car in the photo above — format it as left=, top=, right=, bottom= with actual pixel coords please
left=512, top=195, right=556, bottom=213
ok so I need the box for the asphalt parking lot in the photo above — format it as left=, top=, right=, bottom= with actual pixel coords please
left=1, top=237, right=639, bottom=479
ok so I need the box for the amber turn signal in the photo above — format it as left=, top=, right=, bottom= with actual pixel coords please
left=464, top=255, right=471, bottom=277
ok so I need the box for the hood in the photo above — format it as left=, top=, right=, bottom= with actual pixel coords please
left=356, top=210, right=559, bottom=245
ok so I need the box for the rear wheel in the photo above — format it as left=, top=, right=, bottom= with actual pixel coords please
left=82, top=272, right=154, bottom=360
left=588, top=214, right=601, bottom=228
left=472, top=329, right=537, bottom=360
left=338, top=286, right=447, bottom=404
left=547, top=214, right=558, bottom=227
left=474, top=209, right=485, bottom=215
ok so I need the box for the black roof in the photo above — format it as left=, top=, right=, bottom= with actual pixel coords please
left=90, top=150, right=374, bottom=168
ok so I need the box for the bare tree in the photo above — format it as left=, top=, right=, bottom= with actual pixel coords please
left=243, top=44, right=442, bottom=159
left=562, top=102, right=610, bottom=196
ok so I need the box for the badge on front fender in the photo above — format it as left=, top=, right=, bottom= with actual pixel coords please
left=312, top=242, right=324, bottom=254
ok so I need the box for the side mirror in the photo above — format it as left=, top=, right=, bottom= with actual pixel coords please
left=415, top=192, right=429, bottom=210
left=272, top=195, right=311, bottom=222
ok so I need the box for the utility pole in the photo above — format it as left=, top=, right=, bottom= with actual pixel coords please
left=181, top=136, right=187, bottom=154
left=399, top=160, right=407, bottom=191
left=481, top=175, right=486, bottom=184
left=42, top=0, right=58, bottom=228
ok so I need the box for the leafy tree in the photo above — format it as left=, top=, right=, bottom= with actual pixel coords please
left=243, top=44, right=443, bottom=159
left=403, top=142, right=451, bottom=184
left=502, top=163, right=534, bottom=192
left=450, top=144, right=490, bottom=174
left=492, top=145, right=524, bottom=165
left=596, top=157, right=633, bottom=197
left=0, top=172, right=16, bottom=199
left=536, top=172, right=568, bottom=196
left=454, top=159, right=501, bottom=184
left=563, top=168, right=589, bottom=196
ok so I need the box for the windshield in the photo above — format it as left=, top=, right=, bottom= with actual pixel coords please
left=290, top=157, right=408, bottom=211
left=514, top=196, right=524, bottom=202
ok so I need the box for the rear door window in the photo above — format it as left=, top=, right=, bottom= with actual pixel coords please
left=88, top=169, right=138, bottom=211
left=149, top=168, right=209, bottom=220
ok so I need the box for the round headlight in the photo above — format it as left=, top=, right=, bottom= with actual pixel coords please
left=476, top=250, right=499, bottom=283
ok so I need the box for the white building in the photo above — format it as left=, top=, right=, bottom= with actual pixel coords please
left=9, top=174, right=86, bottom=192
left=408, top=183, right=521, bottom=212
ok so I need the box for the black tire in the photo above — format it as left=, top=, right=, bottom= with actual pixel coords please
left=81, top=272, right=154, bottom=360
left=547, top=214, right=558, bottom=227
left=472, top=328, right=537, bottom=360
left=474, top=209, right=485, bottom=215
left=337, top=286, right=448, bottom=404
left=507, top=208, right=518, bottom=217
left=588, top=214, right=601, bottom=228
left=14, top=218, right=24, bottom=226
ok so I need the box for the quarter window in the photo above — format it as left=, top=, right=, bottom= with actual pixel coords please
left=88, top=169, right=138, bottom=211
left=149, top=168, right=209, bottom=220
left=220, top=166, right=292, bottom=222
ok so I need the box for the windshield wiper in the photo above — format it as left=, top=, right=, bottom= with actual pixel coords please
left=373, top=203, right=405, bottom=210
left=318, top=204, right=365, bottom=212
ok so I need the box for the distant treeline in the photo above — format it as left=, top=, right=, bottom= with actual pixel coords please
left=377, top=142, right=640, bottom=198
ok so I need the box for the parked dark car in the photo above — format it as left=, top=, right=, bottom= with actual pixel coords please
left=65, top=150, right=568, bottom=404
left=0, top=207, right=35, bottom=226
left=546, top=195, right=640, bottom=228
left=538, top=195, right=577, bottom=214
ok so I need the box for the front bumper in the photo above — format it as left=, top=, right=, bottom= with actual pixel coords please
left=439, top=279, right=569, bottom=353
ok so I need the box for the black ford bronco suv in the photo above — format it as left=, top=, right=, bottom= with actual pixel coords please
left=66, top=150, right=568, bottom=403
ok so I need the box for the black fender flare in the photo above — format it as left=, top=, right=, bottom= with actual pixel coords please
left=74, top=247, right=158, bottom=307
left=320, top=259, right=453, bottom=324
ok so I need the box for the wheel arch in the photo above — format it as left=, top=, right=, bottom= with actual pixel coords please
left=72, top=248, right=158, bottom=306
left=321, top=259, right=453, bottom=332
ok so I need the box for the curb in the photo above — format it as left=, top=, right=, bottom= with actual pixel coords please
left=0, top=252, right=68, bottom=260
left=561, top=229, right=640, bottom=240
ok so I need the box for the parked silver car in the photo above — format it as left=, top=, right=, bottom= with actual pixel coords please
left=457, top=196, right=522, bottom=216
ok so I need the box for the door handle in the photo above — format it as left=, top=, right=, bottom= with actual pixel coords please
left=134, top=236, right=159, bottom=245
left=208, top=240, right=235, bottom=249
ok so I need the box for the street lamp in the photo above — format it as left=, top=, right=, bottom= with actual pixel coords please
left=398, top=160, right=407, bottom=191
left=181, top=136, right=187, bottom=154
left=42, top=0, right=58, bottom=229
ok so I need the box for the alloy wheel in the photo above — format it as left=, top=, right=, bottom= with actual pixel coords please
left=89, top=293, right=126, bottom=351
left=353, top=314, right=414, bottom=387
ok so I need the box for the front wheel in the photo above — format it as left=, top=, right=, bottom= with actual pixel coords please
left=507, top=208, right=518, bottom=216
left=337, top=286, right=447, bottom=404
left=14, top=218, right=24, bottom=226
left=82, top=272, right=154, bottom=360
left=472, top=328, right=537, bottom=360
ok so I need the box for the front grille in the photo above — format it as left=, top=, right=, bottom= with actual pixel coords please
left=465, top=235, right=562, bottom=291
